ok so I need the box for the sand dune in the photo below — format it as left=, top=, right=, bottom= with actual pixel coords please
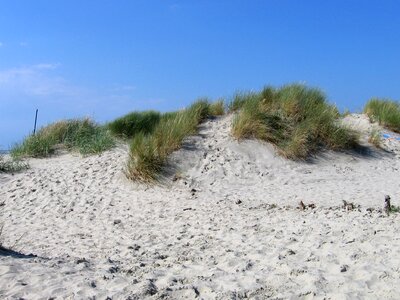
left=1, top=114, right=400, bottom=299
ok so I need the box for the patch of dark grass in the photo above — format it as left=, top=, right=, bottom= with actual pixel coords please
left=390, top=205, right=400, bottom=213
left=108, top=111, right=161, bottom=138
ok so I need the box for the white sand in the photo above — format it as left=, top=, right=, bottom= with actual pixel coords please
left=1, top=114, right=400, bottom=299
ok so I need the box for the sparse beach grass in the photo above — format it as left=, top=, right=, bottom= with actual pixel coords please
left=390, top=205, right=400, bottom=213
left=368, top=128, right=382, bottom=148
left=0, top=154, right=29, bottom=173
left=126, top=99, right=215, bottom=182
left=11, top=118, right=115, bottom=158
left=232, top=84, right=359, bottom=159
left=364, top=98, right=400, bottom=133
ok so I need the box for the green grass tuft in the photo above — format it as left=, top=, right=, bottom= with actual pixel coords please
left=209, top=99, right=225, bottom=116
left=11, top=118, right=114, bottom=158
left=232, top=84, right=359, bottom=159
left=228, top=91, right=261, bottom=112
left=364, top=98, right=400, bottom=133
left=126, top=100, right=213, bottom=182
left=108, top=111, right=161, bottom=138
left=390, top=205, right=400, bottom=213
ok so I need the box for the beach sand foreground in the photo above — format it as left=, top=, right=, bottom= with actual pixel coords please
left=1, top=114, right=400, bottom=299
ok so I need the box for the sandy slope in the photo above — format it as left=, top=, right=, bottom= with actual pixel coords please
left=1, top=114, right=400, bottom=299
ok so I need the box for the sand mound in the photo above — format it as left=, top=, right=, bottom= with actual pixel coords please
left=1, top=114, right=400, bottom=299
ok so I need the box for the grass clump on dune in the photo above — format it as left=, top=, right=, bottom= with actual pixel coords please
left=209, top=99, right=225, bottom=116
left=364, top=98, right=400, bottom=133
left=107, top=110, right=161, bottom=138
left=228, top=91, right=260, bottom=112
left=232, top=84, right=359, bottom=159
left=127, top=100, right=212, bottom=182
left=11, top=118, right=115, bottom=158
left=0, top=154, right=29, bottom=173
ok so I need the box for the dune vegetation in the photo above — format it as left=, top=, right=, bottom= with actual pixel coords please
left=11, top=118, right=115, bottom=158
left=231, top=84, right=359, bottom=159
left=368, top=128, right=382, bottom=148
left=13, top=84, right=398, bottom=181
left=107, top=110, right=161, bottom=138
left=126, top=99, right=221, bottom=182
left=364, top=98, right=400, bottom=133
left=209, top=99, right=225, bottom=116
left=0, top=154, right=29, bottom=173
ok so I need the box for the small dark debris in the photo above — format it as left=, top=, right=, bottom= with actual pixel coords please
left=113, top=219, right=122, bottom=225
left=108, top=266, right=119, bottom=273
left=128, top=244, right=141, bottom=251
left=384, top=195, right=391, bottom=216
left=75, top=258, right=89, bottom=264
left=193, top=286, right=200, bottom=297
left=144, top=280, right=158, bottom=296
left=343, top=200, right=356, bottom=210
left=235, top=199, right=242, bottom=205
left=340, top=265, right=349, bottom=272
left=90, top=281, right=96, bottom=288
left=299, top=201, right=306, bottom=210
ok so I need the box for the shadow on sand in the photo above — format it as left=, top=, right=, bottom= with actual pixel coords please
left=0, top=246, right=37, bottom=259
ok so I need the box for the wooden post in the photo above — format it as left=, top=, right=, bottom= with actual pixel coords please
left=33, top=109, right=38, bottom=135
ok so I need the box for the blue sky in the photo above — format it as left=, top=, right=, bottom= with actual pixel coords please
left=1, top=0, right=399, bottom=149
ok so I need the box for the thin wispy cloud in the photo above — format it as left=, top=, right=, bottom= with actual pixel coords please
left=0, top=63, right=79, bottom=97
left=110, top=84, right=136, bottom=92
left=34, top=63, right=60, bottom=70
left=0, top=63, right=148, bottom=117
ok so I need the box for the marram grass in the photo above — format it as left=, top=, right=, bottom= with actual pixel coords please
left=232, top=84, right=359, bottom=159
left=364, top=98, right=400, bottom=133
left=126, top=99, right=216, bottom=182
left=107, top=110, right=161, bottom=138
left=11, top=118, right=115, bottom=158
left=209, top=99, right=225, bottom=116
